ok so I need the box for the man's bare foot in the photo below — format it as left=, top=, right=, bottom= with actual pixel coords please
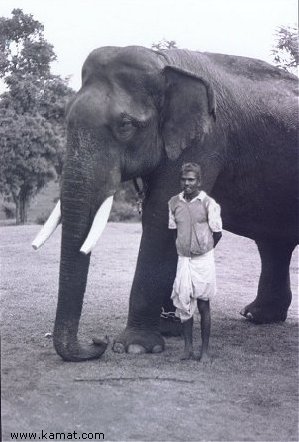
left=199, top=352, right=211, bottom=364
left=194, top=352, right=212, bottom=364
left=180, top=348, right=193, bottom=360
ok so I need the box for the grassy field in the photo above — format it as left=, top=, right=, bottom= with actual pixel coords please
left=1, top=223, right=298, bottom=441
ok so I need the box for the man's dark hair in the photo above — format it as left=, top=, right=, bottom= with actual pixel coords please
left=181, top=162, right=202, bottom=180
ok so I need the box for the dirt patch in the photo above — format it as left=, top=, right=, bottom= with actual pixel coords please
left=1, top=224, right=298, bottom=441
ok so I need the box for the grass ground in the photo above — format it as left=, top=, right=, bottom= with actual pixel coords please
left=1, top=223, right=298, bottom=441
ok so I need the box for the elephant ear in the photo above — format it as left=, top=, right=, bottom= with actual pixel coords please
left=161, top=65, right=216, bottom=161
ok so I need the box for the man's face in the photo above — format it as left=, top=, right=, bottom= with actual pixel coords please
left=180, top=171, right=201, bottom=199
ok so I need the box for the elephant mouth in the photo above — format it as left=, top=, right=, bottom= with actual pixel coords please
left=32, top=196, right=114, bottom=254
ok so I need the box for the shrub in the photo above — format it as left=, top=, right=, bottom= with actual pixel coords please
left=110, top=200, right=141, bottom=222
left=35, top=211, right=52, bottom=225
left=2, top=202, right=16, bottom=219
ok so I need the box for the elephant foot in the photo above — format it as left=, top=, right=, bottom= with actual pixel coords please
left=112, top=327, right=164, bottom=354
left=160, top=311, right=182, bottom=336
left=54, top=336, right=108, bottom=362
left=240, top=301, right=288, bottom=324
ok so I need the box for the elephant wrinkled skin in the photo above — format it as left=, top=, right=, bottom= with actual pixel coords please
left=40, top=46, right=298, bottom=361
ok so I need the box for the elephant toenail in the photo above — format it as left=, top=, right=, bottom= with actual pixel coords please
left=92, top=335, right=108, bottom=346
left=152, top=345, right=163, bottom=354
left=112, top=342, right=125, bottom=353
left=240, top=308, right=246, bottom=316
left=127, top=344, right=146, bottom=354
left=246, top=312, right=253, bottom=320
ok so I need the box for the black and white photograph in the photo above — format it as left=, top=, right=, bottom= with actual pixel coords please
left=1, top=0, right=298, bottom=441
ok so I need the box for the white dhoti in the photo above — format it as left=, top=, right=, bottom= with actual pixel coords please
left=171, top=250, right=216, bottom=322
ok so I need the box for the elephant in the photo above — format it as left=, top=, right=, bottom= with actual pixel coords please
left=33, top=45, right=298, bottom=361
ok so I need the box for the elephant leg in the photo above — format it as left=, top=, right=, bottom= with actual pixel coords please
left=113, top=224, right=178, bottom=353
left=240, top=239, right=295, bottom=323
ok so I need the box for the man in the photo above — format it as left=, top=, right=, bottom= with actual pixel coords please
left=168, top=162, right=222, bottom=362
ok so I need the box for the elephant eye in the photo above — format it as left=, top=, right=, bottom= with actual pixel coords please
left=120, top=119, right=133, bottom=129
left=115, top=115, right=137, bottom=140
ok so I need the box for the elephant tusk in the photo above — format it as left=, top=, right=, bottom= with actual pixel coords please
left=80, top=196, right=114, bottom=255
left=32, top=200, right=61, bottom=250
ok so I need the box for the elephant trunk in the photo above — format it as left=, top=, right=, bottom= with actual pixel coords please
left=53, top=151, right=120, bottom=361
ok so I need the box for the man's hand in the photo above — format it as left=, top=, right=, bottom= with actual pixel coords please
left=213, top=231, right=222, bottom=247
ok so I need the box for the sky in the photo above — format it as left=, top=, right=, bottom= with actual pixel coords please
left=1, top=0, right=297, bottom=91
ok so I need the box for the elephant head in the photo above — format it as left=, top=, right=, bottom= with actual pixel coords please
left=33, top=46, right=216, bottom=361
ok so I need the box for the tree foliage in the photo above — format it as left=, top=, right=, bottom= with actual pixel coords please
left=272, top=24, right=299, bottom=73
left=0, top=110, right=58, bottom=223
left=151, top=39, right=178, bottom=51
left=0, top=9, right=74, bottom=224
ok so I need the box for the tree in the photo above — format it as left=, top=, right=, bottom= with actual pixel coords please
left=151, top=39, right=178, bottom=51
left=0, top=9, right=74, bottom=224
left=0, top=109, right=58, bottom=223
left=272, top=24, right=299, bottom=73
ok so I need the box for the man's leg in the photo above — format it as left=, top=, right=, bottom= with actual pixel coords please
left=181, top=317, right=194, bottom=360
left=197, top=300, right=211, bottom=362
